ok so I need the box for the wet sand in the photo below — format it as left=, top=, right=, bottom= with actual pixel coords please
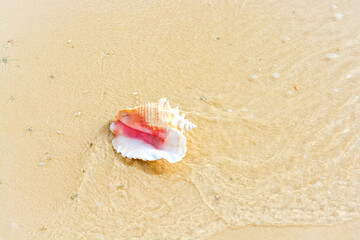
left=210, top=220, right=360, bottom=240
left=1, top=0, right=360, bottom=239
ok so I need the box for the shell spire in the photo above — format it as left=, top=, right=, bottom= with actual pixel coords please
left=139, top=98, right=196, bottom=132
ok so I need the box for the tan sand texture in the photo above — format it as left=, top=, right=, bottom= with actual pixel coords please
left=1, top=0, right=359, bottom=239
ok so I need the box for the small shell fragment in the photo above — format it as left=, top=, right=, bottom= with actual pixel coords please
left=325, top=53, right=339, bottom=59
left=110, top=98, right=196, bottom=163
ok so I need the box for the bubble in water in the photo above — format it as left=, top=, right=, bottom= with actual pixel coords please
left=272, top=72, right=280, bottom=78
left=316, top=181, right=323, bottom=187
left=335, top=13, right=343, bottom=20
left=251, top=74, right=259, bottom=80
left=11, top=222, right=17, bottom=230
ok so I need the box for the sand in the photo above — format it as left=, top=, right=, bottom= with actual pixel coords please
left=1, top=0, right=360, bottom=239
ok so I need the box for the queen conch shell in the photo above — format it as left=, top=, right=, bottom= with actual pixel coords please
left=110, top=98, right=196, bottom=163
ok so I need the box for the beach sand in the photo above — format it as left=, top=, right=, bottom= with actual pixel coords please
left=1, top=0, right=359, bottom=239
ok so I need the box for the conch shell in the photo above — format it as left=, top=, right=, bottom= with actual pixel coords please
left=110, top=98, right=196, bottom=163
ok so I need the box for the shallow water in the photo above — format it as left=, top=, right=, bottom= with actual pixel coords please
left=1, top=0, right=360, bottom=239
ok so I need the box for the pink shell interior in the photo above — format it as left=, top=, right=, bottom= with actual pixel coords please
left=112, top=110, right=169, bottom=149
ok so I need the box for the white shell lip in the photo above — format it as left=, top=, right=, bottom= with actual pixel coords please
left=111, top=123, right=187, bottom=163
left=110, top=98, right=196, bottom=163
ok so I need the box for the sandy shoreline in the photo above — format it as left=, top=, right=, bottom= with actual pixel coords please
left=209, top=220, right=360, bottom=240
left=1, top=0, right=360, bottom=239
